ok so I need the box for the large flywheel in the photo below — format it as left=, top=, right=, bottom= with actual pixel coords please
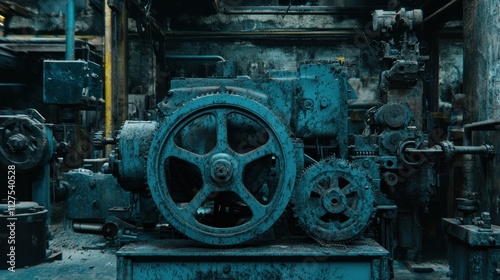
left=293, top=159, right=375, bottom=244
left=147, top=94, right=296, bottom=246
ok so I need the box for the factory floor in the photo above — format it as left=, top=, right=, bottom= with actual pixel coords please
left=0, top=203, right=451, bottom=280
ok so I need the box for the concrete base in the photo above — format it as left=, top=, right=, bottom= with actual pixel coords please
left=116, top=238, right=390, bottom=280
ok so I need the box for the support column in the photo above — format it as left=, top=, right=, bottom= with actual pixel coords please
left=463, top=0, right=500, bottom=224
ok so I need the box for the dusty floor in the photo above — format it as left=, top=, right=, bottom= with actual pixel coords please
left=0, top=203, right=450, bottom=280
left=0, top=207, right=117, bottom=280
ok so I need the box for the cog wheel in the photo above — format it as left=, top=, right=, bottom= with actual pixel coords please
left=148, top=94, right=296, bottom=246
left=293, top=159, right=375, bottom=244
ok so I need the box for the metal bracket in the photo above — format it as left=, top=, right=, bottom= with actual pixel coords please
left=103, top=216, right=137, bottom=240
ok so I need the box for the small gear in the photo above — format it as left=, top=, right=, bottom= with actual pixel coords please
left=292, top=159, right=375, bottom=244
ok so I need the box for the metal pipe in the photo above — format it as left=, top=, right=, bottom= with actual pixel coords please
left=464, top=119, right=500, bottom=132
left=83, top=158, right=109, bottom=163
left=73, top=221, right=104, bottom=234
left=216, top=5, right=377, bottom=15
left=164, top=30, right=357, bottom=39
left=423, top=0, right=458, bottom=23
left=65, top=0, right=75, bottom=60
left=461, top=119, right=500, bottom=197
left=104, top=0, right=113, bottom=154
left=460, top=132, right=476, bottom=225
left=166, top=55, right=225, bottom=62
left=117, top=1, right=128, bottom=125
left=462, top=133, right=474, bottom=188
left=405, top=145, right=494, bottom=155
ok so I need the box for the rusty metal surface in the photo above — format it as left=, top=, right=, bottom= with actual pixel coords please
left=444, top=218, right=500, bottom=280
left=63, top=169, right=130, bottom=221
left=443, top=218, right=500, bottom=247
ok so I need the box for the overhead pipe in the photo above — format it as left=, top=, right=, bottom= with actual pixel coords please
left=65, top=0, right=75, bottom=60
left=423, top=0, right=458, bottom=23
left=165, top=55, right=226, bottom=62
left=164, top=30, right=357, bottom=39
left=214, top=4, right=377, bottom=15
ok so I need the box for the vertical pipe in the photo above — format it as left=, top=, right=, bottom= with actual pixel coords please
left=117, top=1, right=128, bottom=124
left=104, top=0, right=113, bottom=149
left=65, top=0, right=75, bottom=60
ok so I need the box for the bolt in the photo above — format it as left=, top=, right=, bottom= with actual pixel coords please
left=215, top=166, right=229, bottom=178
left=488, top=236, right=496, bottom=245
left=89, top=180, right=97, bottom=189
left=210, top=157, right=233, bottom=183
left=223, top=264, right=231, bottom=274
left=320, top=98, right=330, bottom=108
left=304, top=99, right=314, bottom=109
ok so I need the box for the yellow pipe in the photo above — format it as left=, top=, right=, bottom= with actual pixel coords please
left=104, top=0, right=113, bottom=153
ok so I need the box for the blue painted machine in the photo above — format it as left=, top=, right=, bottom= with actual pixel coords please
left=105, top=60, right=384, bottom=246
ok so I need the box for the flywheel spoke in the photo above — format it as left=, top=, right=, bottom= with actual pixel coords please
left=234, top=186, right=265, bottom=220
left=214, top=109, right=229, bottom=151
left=312, top=184, right=325, bottom=196
left=342, top=184, right=356, bottom=195
left=181, top=184, right=214, bottom=215
left=167, top=144, right=206, bottom=167
left=309, top=198, right=328, bottom=218
left=328, top=176, right=339, bottom=189
left=239, top=139, right=276, bottom=167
